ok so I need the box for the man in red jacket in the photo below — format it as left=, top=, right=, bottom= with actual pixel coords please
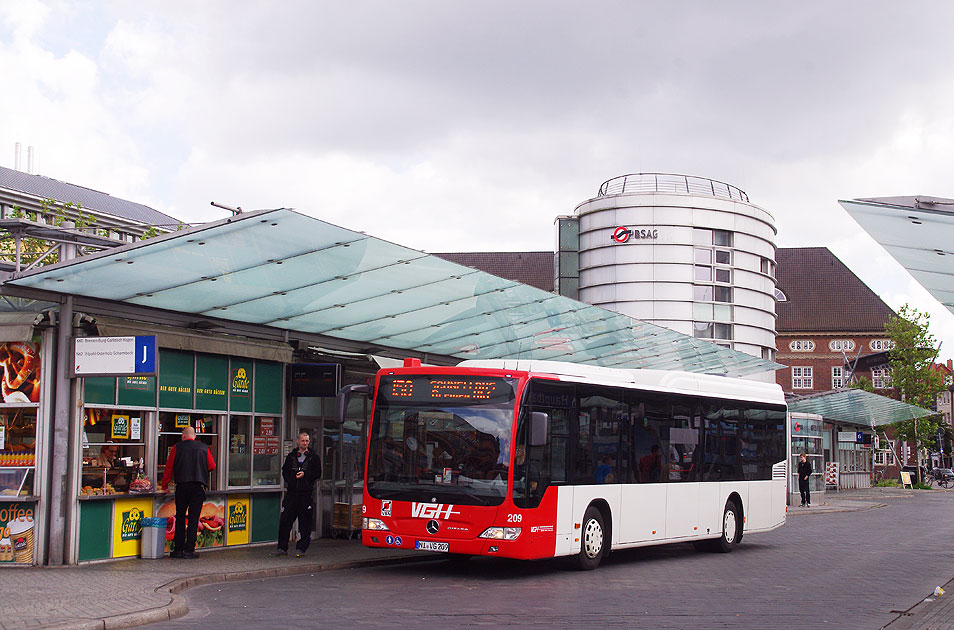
left=160, top=427, right=216, bottom=558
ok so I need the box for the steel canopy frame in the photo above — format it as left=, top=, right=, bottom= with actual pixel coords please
left=6, top=208, right=781, bottom=376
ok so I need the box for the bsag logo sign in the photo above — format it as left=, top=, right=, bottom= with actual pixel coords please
left=410, top=502, right=460, bottom=519
left=611, top=226, right=658, bottom=243
left=381, top=500, right=392, bottom=517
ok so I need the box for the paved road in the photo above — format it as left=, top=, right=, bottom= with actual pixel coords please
left=148, top=492, right=954, bottom=629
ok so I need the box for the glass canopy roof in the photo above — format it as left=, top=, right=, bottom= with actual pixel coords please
left=7, top=208, right=779, bottom=376
left=788, top=388, right=933, bottom=427
left=840, top=197, right=954, bottom=315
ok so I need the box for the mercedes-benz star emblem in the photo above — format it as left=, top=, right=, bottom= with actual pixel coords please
left=426, top=519, right=440, bottom=535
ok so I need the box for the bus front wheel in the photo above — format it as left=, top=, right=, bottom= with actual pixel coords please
left=576, top=506, right=606, bottom=570
left=715, top=500, right=741, bottom=553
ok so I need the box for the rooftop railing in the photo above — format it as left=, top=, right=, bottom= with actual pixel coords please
left=597, top=173, right=749, bottom=203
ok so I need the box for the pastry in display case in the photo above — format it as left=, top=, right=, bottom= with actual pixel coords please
left=0, top=409, right=36, bottom=497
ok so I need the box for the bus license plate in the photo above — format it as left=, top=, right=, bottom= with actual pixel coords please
left=415, top=541, right=449, bottom=552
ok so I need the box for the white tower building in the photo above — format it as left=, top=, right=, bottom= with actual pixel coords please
left=556, top=173, right=778, bottom=362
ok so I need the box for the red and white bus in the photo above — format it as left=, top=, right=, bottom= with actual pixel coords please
left=346, top=358, right=788, bottom=569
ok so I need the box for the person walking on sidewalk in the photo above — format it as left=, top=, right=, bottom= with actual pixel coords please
left=271, top=430, right=321, bottom=557
left=160, top=426, right=216, bottom=558
left=798, top=452, right=813, bottom=507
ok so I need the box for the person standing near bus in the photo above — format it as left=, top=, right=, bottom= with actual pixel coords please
left=798, top=452, right=812, bottom=507
left=160, top=426, right=216, bottom=558
left=271, top=430, right=321, bottom=557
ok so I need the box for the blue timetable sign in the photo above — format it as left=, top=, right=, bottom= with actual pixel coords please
left=72, top=336, right=156, bottom=377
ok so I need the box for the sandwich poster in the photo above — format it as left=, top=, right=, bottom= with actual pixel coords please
left=155, top=496, right=226, bottom=552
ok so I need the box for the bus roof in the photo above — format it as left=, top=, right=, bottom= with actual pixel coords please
left=456, top=359, right=786, bottom=407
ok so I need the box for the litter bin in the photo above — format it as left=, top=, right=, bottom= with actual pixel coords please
left=140, top=517, right=168, bottom=559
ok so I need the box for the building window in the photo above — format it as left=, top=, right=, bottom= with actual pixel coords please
left=715, top=249, right=731, bottom=265
left=872, top=366, right=892, bottom=389
left=774, top=288, right=787, bottom=301
left=694, top=228, right=733, bottom=247
left=792, top=367, right=813, bottom=389
left=693, top=322, right=732, bottom=340
left=829, top=340, right=856, bottom=352
left=870, top=339, right=895, bottom=351
left=694, top=266, right=712, bottom=282
left=761, top=347, right=775, bottom=361
left=693, top=285, right=732, bottom=303
left=832, top=366, right=844, bottom=388
left=761, top=257, right=776, bottom=277
left=715, top=268, right=731, bottom=283
left=694, top=248, right=712, bottom=264
left=789, top=340, right=815, bottom=352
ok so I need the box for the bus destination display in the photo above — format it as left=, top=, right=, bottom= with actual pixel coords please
left=381, top=376, right=514, bottom=405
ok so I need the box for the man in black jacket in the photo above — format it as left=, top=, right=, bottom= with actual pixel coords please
left=160, top=426, right=216, bottom=558
left=797, top=452, right=813, bottom=507
left=271, top=430, right=321, bottom=557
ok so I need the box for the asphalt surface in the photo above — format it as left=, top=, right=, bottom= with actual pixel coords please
left=2, top=487, right=953, bottom=630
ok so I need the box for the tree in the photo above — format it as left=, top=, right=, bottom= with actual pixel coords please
left=0, top=198, right=99, bottom=268
left=884, top=305, right=947, bottom=482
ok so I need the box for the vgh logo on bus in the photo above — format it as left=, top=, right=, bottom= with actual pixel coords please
left=410, top=503, right=460, bottom=519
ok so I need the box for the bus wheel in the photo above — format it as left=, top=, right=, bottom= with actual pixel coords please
left=715, top=500, right=740, bottom=553
left=576, top=506, right=606, bottom=570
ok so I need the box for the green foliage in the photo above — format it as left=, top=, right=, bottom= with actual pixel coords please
left=0, top=198, right=101, bottom=267
left=873, top=479, right=900, bottom=488
left=885, top=305, right=946, bottom=409
left=912, top=482, right=933, bottom=490
left=850, top=376, right=874, bottom=392
left=885, top=305, right=948, bottom=477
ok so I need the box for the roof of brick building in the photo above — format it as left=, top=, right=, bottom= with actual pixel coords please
left=776, top=247, right=895, bottom=333
left=432, top=251, right=555, bottom=292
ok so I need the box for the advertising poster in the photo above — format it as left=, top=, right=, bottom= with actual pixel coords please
left=112, top=497, right=153, bottom=558
left=156, top=495, right=225, bottom=552
left=111, top=414, right=130, bottom=440
left=0, top=341, right=40, bottom=403
left=0, top=503, right=35, bottom=564
left=226, top=495, right=250, bottom=546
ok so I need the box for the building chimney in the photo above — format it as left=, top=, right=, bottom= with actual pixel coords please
left=14, top=143, right=20, bottom=171
left=27, top=146, right=34, bottom=174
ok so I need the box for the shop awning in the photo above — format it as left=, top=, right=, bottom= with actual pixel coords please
left=4, top=208, right=781, bottom=376
left=840, top=196, right=954, bottom=315
left=788, top=389, right=934, bottom=427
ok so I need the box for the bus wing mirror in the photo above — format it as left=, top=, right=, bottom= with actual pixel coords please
left=529, top=411, right=548, bottom=447
left=337, top=384, right=371, bottom=424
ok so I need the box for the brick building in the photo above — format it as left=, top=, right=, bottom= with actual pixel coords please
left=774, top=247, right=896, bottom=394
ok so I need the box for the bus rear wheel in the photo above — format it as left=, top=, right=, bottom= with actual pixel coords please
left=715, top=500, right=741, bottom=553
left=575, top=506, right=606, bottom=570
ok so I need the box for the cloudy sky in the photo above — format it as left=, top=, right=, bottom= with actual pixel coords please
left=4, top=1, right=954, bottom=355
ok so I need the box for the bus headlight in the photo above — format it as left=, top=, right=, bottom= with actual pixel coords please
left=363, top=518, right=389, bottom=531
left=478, top=527, right=521, bottom=541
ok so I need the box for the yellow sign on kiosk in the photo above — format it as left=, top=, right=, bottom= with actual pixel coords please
left=112, top=497, right=153, bottom=558
left=226, top=495, right=250, bottom=546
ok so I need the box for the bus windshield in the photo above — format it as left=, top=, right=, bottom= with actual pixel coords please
left=366, top=375, right=518, bottom=506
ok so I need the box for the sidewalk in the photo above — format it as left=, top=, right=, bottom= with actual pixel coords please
left=0, top=538, right=434, bottom=630
left=786, top=485, right=919, bottom=515
left=2, top=487, right=950, bottom=630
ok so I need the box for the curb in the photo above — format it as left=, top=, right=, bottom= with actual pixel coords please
left=38, top=554, right=437, bottom=630
left=786, top=502, right=888, bottom=515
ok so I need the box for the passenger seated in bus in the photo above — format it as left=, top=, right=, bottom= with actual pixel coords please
left=638, top=444, right=662, bottom=482
left=594, top=456, right=614, bottom=484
